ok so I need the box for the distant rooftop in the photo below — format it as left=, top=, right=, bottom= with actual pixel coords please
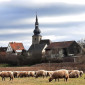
left=9, top=42, right=24, bottom=51
left=46, top=41, right=76, bottom=50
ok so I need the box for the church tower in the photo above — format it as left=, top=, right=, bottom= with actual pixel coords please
left=32, top=15, right=42, bottom=44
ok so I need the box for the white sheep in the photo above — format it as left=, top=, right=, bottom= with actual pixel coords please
left=49, top=70, right=69, bottom=82
left=35, top=70, right=47, bottom=78
left=0, top=71, right=13, bottom=81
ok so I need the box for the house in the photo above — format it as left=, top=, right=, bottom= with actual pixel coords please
left=6, top=42, right=25, bottom=55
left=45, top=41, right=82, bottom=58
left=0, top=47, right=7, bottom=56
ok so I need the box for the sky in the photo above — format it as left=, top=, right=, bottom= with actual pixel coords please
left=0, top=0, right=85, bottom=49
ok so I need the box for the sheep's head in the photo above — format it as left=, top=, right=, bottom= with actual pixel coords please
left=35, top=75, right=38, bottom=78
left=49, top=77, right=53, bottom=82
left=80, top=71, right=83, bottom=77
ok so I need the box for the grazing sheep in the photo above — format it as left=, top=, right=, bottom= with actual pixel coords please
left=49, top=70, right=69, bottom=82
left=0, top=71, right=13, bottom=81
left=29, top=71, right=36, bottom=77
left=69, top=70, right=80, bottom=78
left=27, top=71, right=30, bottom=77
left=13, top=71, right=18, bottom=78
left=35, top=70, right=47, bottom=78
left=46, top=71, right=54, bottom=77
left=17, top=71, right=28, bottom=78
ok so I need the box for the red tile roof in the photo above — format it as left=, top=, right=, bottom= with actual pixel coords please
left=10, top=42, right=24, bottom=51
left=46, top=41, right=75, bottom=50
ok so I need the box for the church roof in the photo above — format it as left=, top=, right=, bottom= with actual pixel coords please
left=39, top=39, right=51, bottom=45
left=28, top=44, right=46, bottom=53
left=46, top=41, right=76, bottom=50
left=9, top=42, right=24, bottom=52
left=33, top=28, right=41, bottom=35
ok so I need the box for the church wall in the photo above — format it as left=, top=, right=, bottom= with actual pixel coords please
left=32, top=35, right=42, bottom=44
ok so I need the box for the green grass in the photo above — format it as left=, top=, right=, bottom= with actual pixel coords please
left=0, top=64, right=11, bottom=67
left=0, top=74, right=85, bottom=85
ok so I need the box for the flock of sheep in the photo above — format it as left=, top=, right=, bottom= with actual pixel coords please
left=0, top=69, right=84, bottom=82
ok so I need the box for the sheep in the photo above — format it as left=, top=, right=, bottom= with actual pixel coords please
left=49, top=70, right=69, bottom=82
left=46, top=71, right=54, bottom=77
left=0, top=71, right=13, bottom=81
left=13, top=71, right=18, bottom=78
left=69, top=70, right=80, bottom=78
left=35, top=70, right=47, bottom=78
left=68, top=70, right=74, bottom=74
left=29, top=71, right=36, bottom=77
left=27, top=71, right=30, bottom=77
left=17, top=71, right=28, bottom=78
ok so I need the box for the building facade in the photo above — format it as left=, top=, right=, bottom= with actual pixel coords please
left=46, top=41, right=82, bottom=58
left=6, top=42, right=25, bottom=55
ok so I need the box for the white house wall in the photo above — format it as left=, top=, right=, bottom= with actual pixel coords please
left=42, top=44, right=47, bottom=54
left=6, top=43, right=13, bottom=52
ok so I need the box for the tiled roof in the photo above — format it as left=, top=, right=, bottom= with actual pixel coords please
left=10, top=42, right=24, bottom=51
left=39, top=39, right=51, bottom=45
left=46, top=41, right=75, bottom=50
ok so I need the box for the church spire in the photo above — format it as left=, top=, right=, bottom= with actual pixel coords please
left=33, top=14, right=41, bottom=35
left=35, top=14, right=38, bottom=25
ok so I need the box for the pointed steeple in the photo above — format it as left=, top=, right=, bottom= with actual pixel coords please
left=33, top=14, right=41, bottom=35
left=35, top=14, right=38, bottom=25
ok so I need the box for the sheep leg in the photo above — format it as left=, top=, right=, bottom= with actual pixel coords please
left=64, top=78, right=65, bottom=81
left=35, top=76, right=38, bottom=78
left=58, top=78, right=59, bottom=82
left=2, top=77, right=3, bottom=81
left=55, top=79, right=56, bottom=82
left=66, top=78, right=68, bottom=82
left=10, top=77, right=11, bottom=81
left=77, top=75, right=79, bottom=78
left=43, top=75, right=44, bottom=78
left=12, top=77, right=13, bottom=81
left=4, top=77, right=5, bottom=81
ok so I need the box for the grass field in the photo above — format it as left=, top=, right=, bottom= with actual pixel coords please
left=0, top=74, right=85, bottom=85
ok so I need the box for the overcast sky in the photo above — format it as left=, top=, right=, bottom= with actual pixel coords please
left=0, top=0, right=85, bottom=49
